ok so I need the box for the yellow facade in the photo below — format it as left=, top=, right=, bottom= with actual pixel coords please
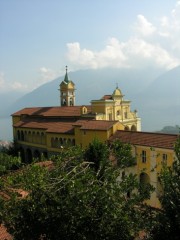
left=132, top=145, right=175, bottom=208
left=110, top=130, right=178, bottom=208
left=91, top=87, right=141, bottom=131
left=12, top=115, right=124, bottom=162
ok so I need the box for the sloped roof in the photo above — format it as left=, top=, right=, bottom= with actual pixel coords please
left=73, top=120, right=118, bottom=131
left=64, top=70, right=69, bottom=83
left=101, top=95, right=112, bottom=100
left=12, top=106, right=92, bottom=117
left=14, top=119, right=118, bottom=133
left=110, top=130, right=179, bottom=149
left=14, top=119, right=75, bottom=134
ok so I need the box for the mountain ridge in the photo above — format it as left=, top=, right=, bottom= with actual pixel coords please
left=2, top=66, right=180, bottom=132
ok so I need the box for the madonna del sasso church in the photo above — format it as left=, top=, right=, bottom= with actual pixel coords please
left=12, top=67, right=141, bottom=161
left=12, top=67, right=179, bottom=208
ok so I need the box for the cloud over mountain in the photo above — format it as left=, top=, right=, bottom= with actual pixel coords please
left=38, top=67, right=59, bottom=86
left=134, top=15, right=156, bottom=37
left=1, top=1, right=180, bottom=94
left=66, top=37, right=179, bottom=70
left=66, top=2, right=180, bottom=71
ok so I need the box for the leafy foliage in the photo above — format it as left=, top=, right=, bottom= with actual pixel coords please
left=0, top=152, right=21, bottom=176
left=111, top=139, right=136, bottom=168
left=0, top=141, right=153, bottom=240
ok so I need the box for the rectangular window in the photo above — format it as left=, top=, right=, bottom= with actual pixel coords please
left=124, top=112, right=127, bottom=119
left=162, top=153, right=167, bottom=165
left=142, top=150, right=146, bottom=163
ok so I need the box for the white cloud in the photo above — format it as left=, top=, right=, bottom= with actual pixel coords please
left=66, top=3, right=180, bottom=71
left=134, top=15, right=156, bottom=37
left=10, top=82, right=28, bottom=91
left=39, top=67, right=58, bottom=84
left=124, top=38, right=180, bottom=69
left=66, top=39, right=128, bottom=69
left=160, top=16, right=169, bottom=28
left=66, top=43, right=96, bottom=68
left=159, top=2, right=180, bottom=51
left=66, top=37, right=180, bottom=70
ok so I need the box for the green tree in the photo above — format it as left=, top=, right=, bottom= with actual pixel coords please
left=111, top=139, right=136, bottom=168
left=0, top=152, right=21, bottom=176
left=84, top=139, right=110, bottom=181
left=0, top=142, right=153, bottom=240
left=150, top=137, right=180, bottom=240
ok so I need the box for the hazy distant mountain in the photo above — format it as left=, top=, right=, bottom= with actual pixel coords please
left=3, top=66, right=180, bottom=132
left=7, top=67, right=162, bottom=114
left=136, top=65, right=180, bottom=131
left=157, top=125, right=180, bottom=134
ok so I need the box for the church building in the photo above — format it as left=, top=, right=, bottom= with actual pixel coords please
left=11, top=67, right=179, bottom=208
left=12, top=67, right=140, bottom=162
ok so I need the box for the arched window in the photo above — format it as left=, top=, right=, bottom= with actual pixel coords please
left=32, top=131, right=35, bottom=143
left=131, top=125, right=137, bottom=131
left=51, top=137, right=55, bottom=148
left=70, top=98, right=73, bottom=106
left=21, top=130, right=24, bottom=141
left=28, top=131, right=32, bottom=142
left=63, top=98, right=66, bottom=106
left=17, top=130, right=20, bottom=140
left=37, top=132, right=40, bottom=144
left=24, top=131, right=27, bottom=141
left=140, top=172, right=150, bottom=185
left=139, top=172, right=150, bottom=196
left=41, top=132, right=45, bottom=145
left=55, top=138, right=58, bottom=148
left=59, top=138, right=63, bottom=146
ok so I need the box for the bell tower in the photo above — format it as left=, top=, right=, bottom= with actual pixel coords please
left=59, top=66, right=76, bottom=106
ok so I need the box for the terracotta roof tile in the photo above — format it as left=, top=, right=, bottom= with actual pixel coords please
left=0, top=225, right=13, bottom=240
left=110, top=131, right=179, bottom=149
left=34, top=161, right=54, bottom=170
left=14, top=118, right=118, bottom=132
left=14, top=119, right=75, bottom=134
left=101, top=95, right=112, bottom=100
left=74, top=120, right=118, bottom=131
left=12, top=106, right=92, bottom=117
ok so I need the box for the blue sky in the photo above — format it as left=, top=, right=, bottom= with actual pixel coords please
left=0, top=0, right=180, bottom=93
